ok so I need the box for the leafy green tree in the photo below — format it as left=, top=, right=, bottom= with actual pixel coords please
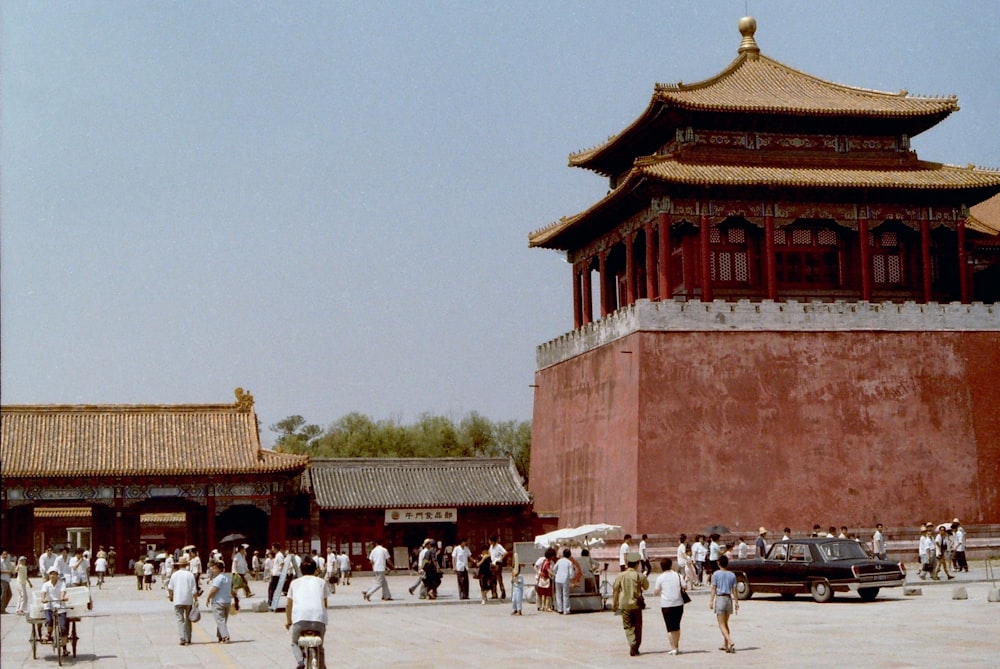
left=270, top=415, right=321, bottom=453
left=269, top=411, right=532, bottom=482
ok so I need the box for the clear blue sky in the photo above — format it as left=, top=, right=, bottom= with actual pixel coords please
left=3, top=1, right=998, bottom=445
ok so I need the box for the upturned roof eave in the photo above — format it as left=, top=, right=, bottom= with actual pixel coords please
left=568, top=52, right=959, bottom=177
left=530, top=161, right=1000, bottom=252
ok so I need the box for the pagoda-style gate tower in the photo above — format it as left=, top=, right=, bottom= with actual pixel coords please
left=528, top=18, right=1000, bottom=535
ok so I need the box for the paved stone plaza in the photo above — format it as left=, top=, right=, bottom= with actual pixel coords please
left=2, top=565, right=998, bottom=668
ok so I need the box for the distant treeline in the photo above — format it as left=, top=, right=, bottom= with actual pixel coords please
left=270, top=412, right=531, bottom=482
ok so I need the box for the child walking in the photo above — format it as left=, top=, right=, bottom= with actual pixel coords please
left=510, top=553, right=524, bottom=615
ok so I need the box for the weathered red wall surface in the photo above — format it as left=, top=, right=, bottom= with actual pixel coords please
left=530, top=331, right=1000, bottom=535
left=530, top=340, right=641, bottom=529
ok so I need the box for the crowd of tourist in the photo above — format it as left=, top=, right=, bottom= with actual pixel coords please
left=0, top=518, right=977, bottom=666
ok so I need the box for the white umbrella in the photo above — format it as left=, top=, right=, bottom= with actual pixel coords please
left=534, top=523, right=623, bottom=548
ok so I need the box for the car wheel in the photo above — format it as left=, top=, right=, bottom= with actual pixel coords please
left=810, top=579, right=833, bottom=603
left=735, top=575, right=753, bottom=600
left=858, top=587, right=879, bottom=602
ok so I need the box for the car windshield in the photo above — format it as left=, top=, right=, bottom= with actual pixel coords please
left=818, top=541, right=870, bottom=560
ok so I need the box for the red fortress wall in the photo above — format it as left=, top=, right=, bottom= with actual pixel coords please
left=529, top=301, right=1000, bottom=534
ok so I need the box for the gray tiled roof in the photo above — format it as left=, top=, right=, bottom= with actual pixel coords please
left=308, top=458, right=531, bottom=509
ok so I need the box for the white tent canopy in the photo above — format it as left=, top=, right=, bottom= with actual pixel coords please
left=534, top=523, right=622, bottom=549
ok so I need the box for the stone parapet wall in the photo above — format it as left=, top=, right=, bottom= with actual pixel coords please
left=537, top=299, right=1000, bottom=369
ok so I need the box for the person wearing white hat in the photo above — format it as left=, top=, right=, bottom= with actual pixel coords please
left=755, top=528, right=768, bottom=559
left=40, top=567, right=69, bottom=647
left=167, top=556, right=197, bottom=645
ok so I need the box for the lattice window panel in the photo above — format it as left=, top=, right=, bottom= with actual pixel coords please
left=728, top=228, right=745, bottom=244
left=817, top=229, right=837, bottom=245
left=873, top=256, right=886, bottom=284
left=710, top=227, right=721, bottom=244
left=773, top=229, right=786, bottom=245
left=881, top=231, right=898, bottom=247
left=711, top=251, right=749, bottom=283
left=872, top=255, right=903, bottom=284
left=792, top=229, right=812, bottom=245
left=734, top=252, right=748, bottom=281
left=887, top=255, right=901, bottom=283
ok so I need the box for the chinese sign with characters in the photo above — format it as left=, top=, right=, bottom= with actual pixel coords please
left=384, top=508, right=458, bottom=523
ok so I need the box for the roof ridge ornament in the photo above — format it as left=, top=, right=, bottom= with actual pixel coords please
left=737, top=16, right=760, bottom=58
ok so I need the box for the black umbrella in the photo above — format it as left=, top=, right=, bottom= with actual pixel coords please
left=219, top=533, right=247, bottom=544
left=704, top=525, right=731, bottom=535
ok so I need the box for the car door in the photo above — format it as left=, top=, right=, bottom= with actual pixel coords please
left=754, top=542, right=789, bottom=593
left=783, top=542, right=813, bottom=593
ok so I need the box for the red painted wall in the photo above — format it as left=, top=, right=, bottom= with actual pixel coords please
left=530, top=331, right=1000, bottom=535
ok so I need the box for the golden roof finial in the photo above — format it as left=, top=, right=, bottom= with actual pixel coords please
left=738, top=16, right=760, bottom=58
left=234, top=387, right=254, bottom=411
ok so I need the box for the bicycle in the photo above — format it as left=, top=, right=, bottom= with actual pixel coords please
left=297, top=629, right=323, bottom=669
left=43, top=601, right=72, bottom=666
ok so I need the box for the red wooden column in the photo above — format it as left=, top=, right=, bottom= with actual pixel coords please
left=920, top=218, right=933, bottom=303
left=572, top=263, right=583, bottom=329
left=206, top=486, right=216, bottom=549
left=114, top=487, right=124, bottom=558
left=764, top=212, right=777, bottom=300
left=699, top=214, right=713, bottom=302
left=957, top=219, right=969, bottom=303
left=858, top=214, right=872, bottom=301
left=625, top=233, right=635, bottom=306
left=581, top=262, right=593, bottom=324
left=645, top=224, right=657, bottom=300
left=657, top=212, right=672, bottom=300
left=598, top=251, right=609, bottom=317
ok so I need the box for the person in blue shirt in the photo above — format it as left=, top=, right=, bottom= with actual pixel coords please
left=709, top=555, right=739, bottom=653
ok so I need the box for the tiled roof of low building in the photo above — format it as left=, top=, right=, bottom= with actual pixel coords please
left=308, top=457, right=532, bottom=509
left=1, top=395, right=308, bottom=478
left=968, top=193, right=1000, bottom=235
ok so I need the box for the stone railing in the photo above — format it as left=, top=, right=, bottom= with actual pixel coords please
left=537, top=299, right=1000, bottom=369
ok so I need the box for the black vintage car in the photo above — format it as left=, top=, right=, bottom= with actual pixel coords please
left=728, top=538, right=905, bottom=602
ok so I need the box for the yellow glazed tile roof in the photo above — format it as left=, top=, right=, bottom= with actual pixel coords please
left=529, top=160, right=1000, bottom=249
left=968, top=193, right=1000, bottom=235
left=636, top=159, right=1000, bottom=190
left=1, top=402, right=308, bottom=478
left=570, top=45, right=956, bottom=168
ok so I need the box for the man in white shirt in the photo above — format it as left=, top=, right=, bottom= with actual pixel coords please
left=619, top=534, right=632, bottom=571
left=189, top=550, right=203, bottom=593
left=337, top=552, right=352, bottom=585
left=54, top=548, right=72, bottom=583
left=167, top=556, right=197, bottom=646
left=489, top=536, right=508, bottom=600
left=40, top=568, right=69, bottom=646
left=553, top=548, right=578, bottom=615
left=325, top=547, right=338, bottom=586
left=38, top=546, right=58, bottom=579
left=639, top=534, right=651, bottom=576
left=268, top=543, right=286, bottom=605
left=285, top=558, right=330, bottom=669
left=918, top=526, right=935, bottom=580
left=69, top=548, right=89, bottom=586
left=872, top=523, right=886, bottom=561
left=952, top=520, right=968, bottom=572
left=452, top=538, right=472, bottom=600
left=363, top=539, right=394, bottom=601
left=232, top=545, right=253, bottom=600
